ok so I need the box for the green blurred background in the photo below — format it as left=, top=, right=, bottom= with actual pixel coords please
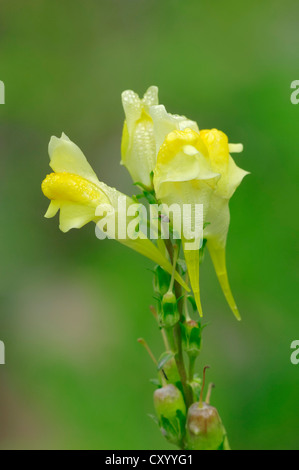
left=0, top=0, right=298, bottom=450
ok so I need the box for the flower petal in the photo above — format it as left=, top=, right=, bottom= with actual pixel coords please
left=154, top=129, right=219, bottom=201
left=48, top=133, right=100, bottom=187
left=121, top=87, right=159, bottom=188
left=44, top=200, right=60, bottom=218
left=150, top=104, right=199, bottom=155
left=58, top=202, right=97, bottom=233
left=216, top=156, right=249, bottom=199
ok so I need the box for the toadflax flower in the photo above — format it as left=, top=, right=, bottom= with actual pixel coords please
left=41, top=133, right=189, bottom=290
left=153, top=127, right=220, bottom=316
left=121, top=87, right=248, bottom=319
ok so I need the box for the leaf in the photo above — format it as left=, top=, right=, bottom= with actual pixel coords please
left=187, top=295, right=197, bottom=312
left=157, top=351, right=175, bottom=371
left=176, top=409, right=186, bottom=436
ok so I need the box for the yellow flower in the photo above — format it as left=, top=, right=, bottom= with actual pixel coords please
left=41, top=133, right=189, bottom=291
left=153, top=128, right=220, bottom=316
left=148, top=99, right=248, bottom=319
left=121, top=86, right=159, bottom=189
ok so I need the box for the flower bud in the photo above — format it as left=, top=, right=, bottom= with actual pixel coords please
left=154, top=384, right=186, bottom=446
left=180, top=320, right=202, bottom=357
left=185, top=402, right=225, bottom=450
left=160, top=291, right=180, bottom=328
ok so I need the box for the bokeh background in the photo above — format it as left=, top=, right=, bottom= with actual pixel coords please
left=0, top=0, right=298, bottom=450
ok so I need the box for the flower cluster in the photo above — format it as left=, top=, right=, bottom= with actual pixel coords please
left=42, top=86, right=248, bottom=320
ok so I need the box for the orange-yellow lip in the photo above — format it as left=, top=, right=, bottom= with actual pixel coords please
left=200, top=129, right=229, bottom=167
left=42, top=172, right=105, bottom=206
left=157, top=128, right=209, bottom=164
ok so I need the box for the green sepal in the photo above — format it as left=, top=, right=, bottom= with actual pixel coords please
left=159, top=409, right=186, bottom=447
left=187, top=295, right=197, bottom=312
left=143, top=190, right=157, bottom=205
left=189, top=374, right=202, bottom=402
left=160, top=291, right=180, bottom=328
left=153, top=265, right=171, bottom=297
left=180, top=320, right=202, bottom=357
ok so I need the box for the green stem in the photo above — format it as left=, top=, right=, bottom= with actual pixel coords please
left=188, top=355, right=196, bottom=383
left=164, top=238, right=193, bottom=408
left=165, top=327, right=176, bottom=352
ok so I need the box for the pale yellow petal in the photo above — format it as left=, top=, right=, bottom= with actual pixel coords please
left=150, top=104, right=199, bottom=155
left=204, top=197, right=230, bottom=246
left=121, top=90, right=143, bottom=134
left=59, top=202, right=97, bottom=233
left=199, top=129, right=249, bottom=199
left=154, top=128, right=219, bottom=201
left=121, top=88, right=158, bottom=188
left=216, top=156, right=249, bottom=199
left=48, top=133, right=100, bottom=187
left=44, top=200, right=60, bottom=218
left=142, top=85, right=159, bottom=107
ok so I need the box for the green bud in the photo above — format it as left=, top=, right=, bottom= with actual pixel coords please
left=153, top=266, right=171, bottom=296
left=181, top=320, right=202, bottom=357
left=154, top=384, right=186, bottom=446
left=186, top=402, right=225, bottom=450
left=160, top=291, right=180, bottom=328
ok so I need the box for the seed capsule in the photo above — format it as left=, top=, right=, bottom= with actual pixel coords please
left=161, top=357, right=181, bottom=385
left=154, top=384, right=186, bottom=446
left=186, top=401, right=225, bottom=450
